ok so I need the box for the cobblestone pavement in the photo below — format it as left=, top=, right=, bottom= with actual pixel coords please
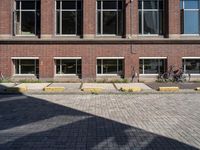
left=0, top=94, right=200, bottom=150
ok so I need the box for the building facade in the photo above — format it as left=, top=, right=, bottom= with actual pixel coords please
left=0, top=0, right=200, bottom=81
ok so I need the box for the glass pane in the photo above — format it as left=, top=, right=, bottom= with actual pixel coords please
left=184, top=0, right=199, bottom=9
left=56, top=11, right=60, bottom=34
left=159, top=1, right=163, bottom=9
left=15, top=60, right=20, bottom=74
left=139, top=11, right=142, bottom=34
left=118, top=59, right=123, bottom=75
left=159, top=11, right=163, bottom=34
left=15, top=11, right=21, bottom=35
left=184, top=11, right=199, bottom=34
left=61, top=60, right=76, bottom=74
left=144, top=59, right=159, bottom=74
left=16, top=1, right=20, bottom=10
left=103, top=1, right=117, bottom=9
left=36, top=11, right=40, bottom=35
left=103, top=11, right=117, bottom=34
left=159, top=59, right=166, bottom=74
left=97, top=1, right=101, bottom=9
left=103, top=60, right=118, bottom=74
left=36, top=1, right=40, bottom=10
left=21, top=1, right=35, bottom=9
left=56, top=1, right=60, bottom=9
left=98, top=11, right=101, bottom=34
left=185, top=59, right=200, bottom=74
left=118, top=11, right=123, bottom=35
left=21, top=11, right=35, bottom=35
left=62, top=1, right=76, bottom=9
left=97, top=60, right=102, bottom=74
left=143, top=11, right=158, bottom=34
left=118, top=1, right=123, bottom=9
left=139, top=60, right=143, bottom=74
left=77, top=59, right=82, bottom=75
left=77, top=1, right=82, bottom=9
left=62, top=11, right=76, bottom=34
left=77, top=11, right=82, bottom=35
left=138, top=1, right=142, bottom=9
left=20, top=60, right=35, bottom=74
left=143, top=0, right=158, bottom=9
left=180, top=0, right=183, bottom=9
left=56, top=60, right=61, bottom=74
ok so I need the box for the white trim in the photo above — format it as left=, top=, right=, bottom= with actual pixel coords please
left=139, top=57, right=167, bottom=59
left=54, top=57, right=82, bottom=60
left=96, top=57, right=124, bottom=59
left=182, top=57, right=200, bottom=59
left=97, top=74, right=120, bottom=76
left=11, top=57, right=39, bottom=60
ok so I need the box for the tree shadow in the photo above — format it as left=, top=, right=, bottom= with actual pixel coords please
left=0, top=84, right=199, bottom=150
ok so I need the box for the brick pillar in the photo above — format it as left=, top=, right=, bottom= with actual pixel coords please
left=83, top=0, right=96, bottom=39
left=167, top=0, right=180, bottom=38
left=125, top=0, right=138, bottom=38
left=39, top=57, right=54, bottom=80
left=82, top=55, right=96, bottom=81
left=40, top=0, right=54, bottom=39
left=0, top=0, right=12, bottom=38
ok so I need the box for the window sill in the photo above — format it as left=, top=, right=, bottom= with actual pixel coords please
left=12, top=35, right=39, bottom=39
left=13, top=74, right=36, bottom=77
left=95, top=35, right=123, bottom=38
left=54, top=35, right=81, bottom=39
left=55, top=74, right=79, bottom=77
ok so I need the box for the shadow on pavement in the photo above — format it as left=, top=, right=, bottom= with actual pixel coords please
left=0, top=84, right=199, bottom=150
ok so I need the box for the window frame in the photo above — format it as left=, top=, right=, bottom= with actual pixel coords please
left=13, top=58, right=39, bottom=76
left=138, top=0, right=164, bottom=36
left=96, top=57, right=124, bottom=76
left=182, top=57, right=200, bottom=75
left=139, top=57, right=167, bottom=75
left=54, top=58, right=82, bottom=76
left=180, top=0, right=200, bottom=35
left=55, top=0, right=82, bottom=36
left=96, top=0, right=124, bottom=36
left=14, top=0, right=40, bottom=36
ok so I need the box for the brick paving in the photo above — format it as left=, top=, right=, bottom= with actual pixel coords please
left=0, top=94, right=200, bottom=150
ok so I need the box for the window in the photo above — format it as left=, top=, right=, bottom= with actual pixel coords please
left=139, top=59, right=167, bottom=74
left=139, top=0, right=163, bottom=35
left=55, top=59, right=81, bottom=75
left=97, top=0, right=124, bottom=35
left=56, top=0, right=82, bottom=35
left=14, top=59, right=39, bottom=76
left=97, top=59, right=124, bottom=75
left=14, top=0, right=40, bottom=35
left=183, top=59, right=200, bottom=74
left=181, top=0, right=200, bottom=34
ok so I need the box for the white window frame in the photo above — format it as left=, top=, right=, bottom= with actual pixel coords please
left=96, top=0, right=124, bottom=36
left=14, top=0, right=39, bottom=36
left=54, top=57, right=82, bottom=76
left=139, top=0, right=163, bottom=36
left=55, top=0, right=82, bottom=36
left=12, top=58, right=39, bottom=76
left=96, top=57, right=124, bottom=76
left=139, top=57, right=167, bottom=75
left=182, top=57, right=200, bottom=75
left=180, top=0, right=200, bottom=36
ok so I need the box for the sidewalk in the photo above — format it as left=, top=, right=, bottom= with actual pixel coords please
left=0, top=82, right=200, bottom=94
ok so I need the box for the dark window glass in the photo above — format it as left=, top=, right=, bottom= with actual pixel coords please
left=16, top=1, right=20, bottom=10
left=20, top=60, right=36, bottom=74
left=184, top=11, right=199, bottom=34
left=143, top=0, right=157, bottom=9
left=103, top=11, right=117, bottom=34
left=138, top=1, right=142, bottom=9
left=62, top=11, right=76, bottom=34
left=97, top=60, right=102, bottom=74
left=98, top=11, right=101, bottom=34
left=21, top=1, right=35, bottom=9
left=184, top=59, right=200, bottom=74
left=62, top=1, right=76, bottom=9
left=139, top=11, right=142, bottom=34
left=62, top=60, right=76, bottom=74
left=184, top=0, right=199, bottom=9
left=77, top=1, right=82, bottom=9
left=143, top=11, right=158, bottom=34
left=77, top=59, right=82, bottom=75
left=77, top=11, right=82, bottom=35
left=56, top=11, right=60, bottom=34
left=57, top=1, right=60, bottom=9
left=97, top=1, right=101, bottom=9
left=103, top=60, right=118, bottom=74
left=103, top=1, right=117, bottom=9
left=21, top=11, right=35, bottom=35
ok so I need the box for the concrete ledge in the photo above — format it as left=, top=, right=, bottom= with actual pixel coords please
left=158, top=87, right=180, bottom=92
left=195, top=87, right=200, bottom=91
left=81, top=88, right=104, bottom=93
left=43, top=87, right=65, bottom=92
left=5, top=86, right=28, bottom=93
left=120, top=87, right=142, bottom=92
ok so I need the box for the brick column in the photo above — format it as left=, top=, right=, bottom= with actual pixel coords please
left=125, top=0, right=138, bottom=38
left=40, top=0, right=54, bottom=39
left=167, top=0, right=180, bottom=38
left=82, top=55, right=96, bottom=81
left=39, top=57, right=54, bottom=80
left=0, top=0, right=12, bottom=38
left=83, top=0, right=96, bottom=39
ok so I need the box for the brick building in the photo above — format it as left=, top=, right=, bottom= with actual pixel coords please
left=0, top=0, right=200, bottom=82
